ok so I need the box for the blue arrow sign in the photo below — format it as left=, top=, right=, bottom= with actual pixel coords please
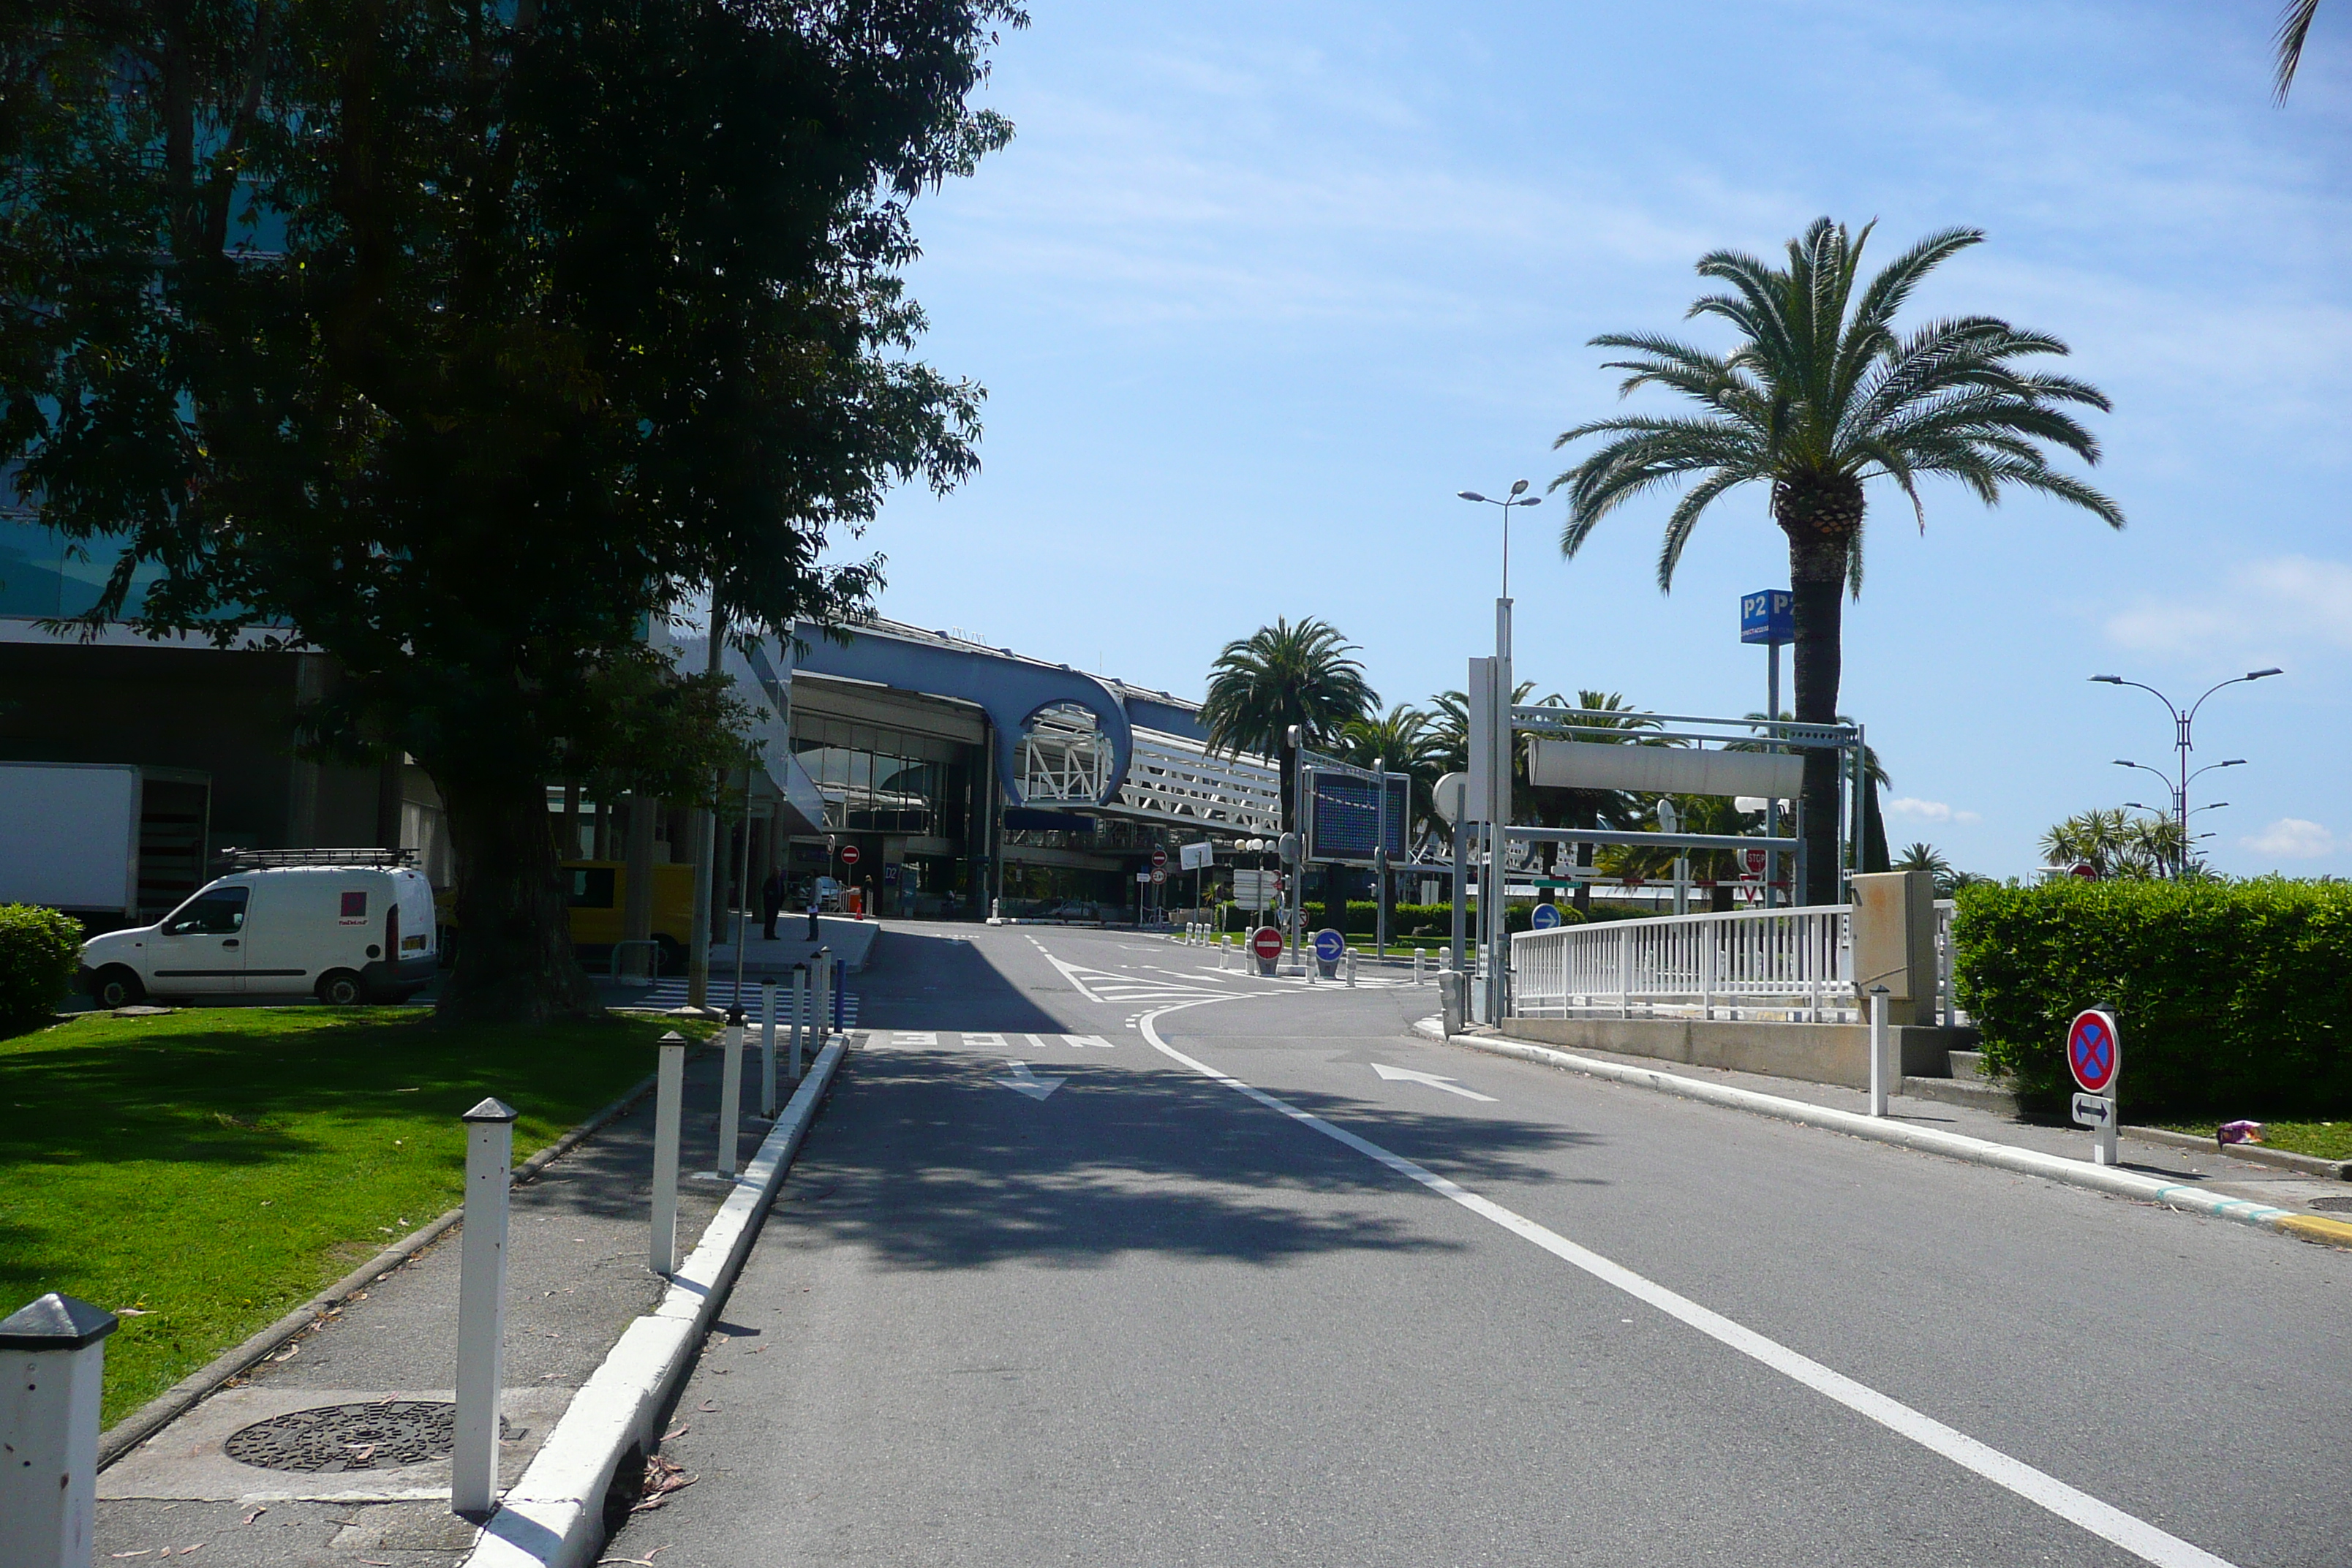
left=1311, top=928, right=1346, bottom=964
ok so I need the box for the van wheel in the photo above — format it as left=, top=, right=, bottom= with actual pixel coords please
left=317, top=970, right=364, bottom=1006
left=91, top=966, right=145, bottom=1009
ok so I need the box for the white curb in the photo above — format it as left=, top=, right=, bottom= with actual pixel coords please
left=1436, top=1027, right=2310, bottom=1237
left=462, top=1034, right=849, bottom=1568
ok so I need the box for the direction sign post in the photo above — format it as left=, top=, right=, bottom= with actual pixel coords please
left=1311, top=927, right=1346, bottom=981
left=1249, top=924, right=1284, bottom=976
left=1530, top=902, right=1562, bottom=931
left=2067, top=1008, right=2122, bottom=1165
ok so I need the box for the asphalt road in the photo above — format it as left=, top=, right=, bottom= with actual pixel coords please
left=605, top=921, right=2352, bottom=1568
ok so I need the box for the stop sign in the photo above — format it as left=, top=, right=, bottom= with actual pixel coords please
left=1151, top=847, right=1168, bottom=870
left=1741, top=847, right=1768, bottom=877
left=840, top=844, right=860, bottom=866
left=1249, top=925, right=1284, bottom=962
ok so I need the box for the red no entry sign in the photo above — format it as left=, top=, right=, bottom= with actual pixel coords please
left=839, top=844, right=860, bottom=866
left=2068, top=1009, right=2119, bottom=1095
left=1250, top=925, right=1284, bottom=962
left=1151, top=847, right=1168, bottom=870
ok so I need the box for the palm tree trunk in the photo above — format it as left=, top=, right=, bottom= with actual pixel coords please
left=1787, top=543, right=1847, bottom=906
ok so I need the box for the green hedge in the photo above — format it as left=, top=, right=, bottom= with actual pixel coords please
left=1953, top=880, right=2352, bottom=1118
left=0, top=904, right=83, bottom=1033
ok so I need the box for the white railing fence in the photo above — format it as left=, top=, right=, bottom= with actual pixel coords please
left=1510, top=901, right=1962, bottom=1025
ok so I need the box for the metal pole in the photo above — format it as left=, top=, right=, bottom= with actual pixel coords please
left=813, top=949, right=832, bottom=1042
left=0, top=1293, right=116, bottom=1568
left=1450, top=822, right=1466, bottom=976
left=687, top=610, right=728, bottom=1010
left=758, top=979, right=778, bottom=1117
left=731, top=766, right=752, bottom=1003
left=788, top=965, right=807, bottom=1081
left=1765, top=640, right=1782, bottom=909
left=1868, top=986, right=1891, bottom=1117
left=453, top=1097, right=516, bottom=1516
left=650, top=1032, right=685, bottom=1275
left=715, top=1008, right=744, bottom=1180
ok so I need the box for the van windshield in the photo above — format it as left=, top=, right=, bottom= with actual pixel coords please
left=164, top=886, right=249, bottom=935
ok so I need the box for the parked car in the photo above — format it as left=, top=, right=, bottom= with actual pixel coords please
left=79, top=862, right=439, bottom=1006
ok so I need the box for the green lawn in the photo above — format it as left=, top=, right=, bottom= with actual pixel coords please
left=0, top=1006, right=706, bottom=1425
left=2154, top=1119, right=2352, bottom=1163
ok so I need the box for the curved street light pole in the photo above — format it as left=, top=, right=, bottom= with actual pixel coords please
left=1456, top=483, right=1542, bottom=1022
left=2092, top=668, right=2278, bottom=874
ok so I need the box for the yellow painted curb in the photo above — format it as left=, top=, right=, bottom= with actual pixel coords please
left=2274, top=1213, right=2352, bottom=1249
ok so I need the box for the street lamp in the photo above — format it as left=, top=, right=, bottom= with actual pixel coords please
left=1458, top=480, right=1542, bottom=603
left=2092, top=669, right=2277, bottom=869
left=1455, top=481, right=1542, bottom=1023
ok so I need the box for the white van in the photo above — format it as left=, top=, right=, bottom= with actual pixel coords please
left=79, top=863, right=439, bottom=1007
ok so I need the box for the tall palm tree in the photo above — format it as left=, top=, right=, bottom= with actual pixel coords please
left=2276, top=0, right=2321, bottom=99
left=1200, top=617, right=1377, bottom=832
left=1553, top=219, right=2121, bottom=904
left=1895, top=841, right=1955, bottom=894
left=2041, top=808, right=2187, bottom=881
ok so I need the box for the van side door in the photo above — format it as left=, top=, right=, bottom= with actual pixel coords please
left=235, top=874, right=322, bottom=995
left=146, top=885, right=250, bottom=993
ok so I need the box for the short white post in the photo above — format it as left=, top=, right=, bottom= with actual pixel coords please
left=788, top=966, right=808, bottom=1081
left=1414, top=948, right=1425, bottom=987
left=1868, top=986, right=1891, bottom=1118
left=758, top=981, right=778, bottom=1118
left=0, top=1293, right=116, bottom=1568
left=716, top=1008, right=745, bottom=1180
left=650, top=1032, right=685, bottom=1275
left=1345, top=948, right=1357, bottom=987
left=452, top=1097, right=516, bottom=1516
left=813, top=949, right=833, bottom=1041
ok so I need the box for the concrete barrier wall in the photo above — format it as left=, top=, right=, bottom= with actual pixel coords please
left=1499, top=1016, right=1980, bottom=1090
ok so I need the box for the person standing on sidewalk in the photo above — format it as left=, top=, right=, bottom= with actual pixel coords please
left=760, top=866, right=785, bottom=941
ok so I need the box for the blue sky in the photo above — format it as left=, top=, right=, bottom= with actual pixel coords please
left=848, top=0, right=2348, bottom=880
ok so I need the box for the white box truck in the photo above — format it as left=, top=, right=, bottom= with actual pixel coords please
left=0, top=761, right=211, bottom=929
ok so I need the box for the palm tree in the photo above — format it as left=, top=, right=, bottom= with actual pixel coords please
left=1200, top=617, right=1377, bottom=832
left=1553, top=219, right=2122, bottom=905
left=1895, top=841, right=1954, bottom=892
left=2275, top=0, right=2320, bottom=99
left=2040, top=808, right=2187, bottom=881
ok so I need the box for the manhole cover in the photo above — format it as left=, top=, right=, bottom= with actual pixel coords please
left=223, top=1401, right=509, bottom=1472
left=2308, top=1196, right=2352, bottom=1213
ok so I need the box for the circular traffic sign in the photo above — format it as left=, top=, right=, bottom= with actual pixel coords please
left=839, top=844, right=860, bottom=866
left=1250, top=925, right=1284, bottom=962
left=1311, top=928, right=1346, bottom=964
left=2069, top=862, right=2097, bottom=880
left=2067, top=1009, right=2120, bottom=1095
left=1151, top=867, right=1166, bottom=884
left=1530, top=902, right=1562, bottom=930
left=1151, top=847, right=1168, bottom=869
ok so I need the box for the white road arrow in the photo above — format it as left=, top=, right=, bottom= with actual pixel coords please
left=1372, top=1063, right=1496, bottom=1102
left=995, top=1060, right=1066, bottom=1101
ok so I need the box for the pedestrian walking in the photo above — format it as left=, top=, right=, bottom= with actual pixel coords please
left=760, top=866, right=785, bottom=941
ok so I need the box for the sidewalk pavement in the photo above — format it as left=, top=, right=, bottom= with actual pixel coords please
left=91, top=1033, right=785, bottom=1568
left=1425, top=1022, right=2352, bottom=1224
left=706, top=912, right=881, bottom=974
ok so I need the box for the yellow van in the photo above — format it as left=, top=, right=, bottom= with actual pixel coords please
left=436, top=861, right=697, bottom=974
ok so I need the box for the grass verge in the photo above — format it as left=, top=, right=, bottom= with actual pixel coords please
left=0, top=1006, right=707, bottom=1425
left=2153, top=1119, right=2352, bottom=1163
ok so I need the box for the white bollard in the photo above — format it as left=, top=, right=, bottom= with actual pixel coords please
left=0, top=1293, right=116, bottom=1568
left=1414, top=949, right=1424, bottom=987
left=758, top=981, right=778, bottom=1118
left=716, top=1008, right=745, bottom=1180
left=651, top=1031, right=685, bottom=1274
left=814, top=950, right=834, bottom=1040
left=453, top=1098, right=516, bottom=1516
left=1868, top=986, right=1891, bottom=1118
left=789, top=965, right=808, bottom=1081
left=1345, top=949, right=1357, bottom=987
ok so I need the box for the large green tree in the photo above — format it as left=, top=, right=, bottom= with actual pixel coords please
left=1199, top=617, right=1376, bottom=832
left=1552, top=219, right=2121, bottom=905
left=1, top=0, right=1019, bottom=1020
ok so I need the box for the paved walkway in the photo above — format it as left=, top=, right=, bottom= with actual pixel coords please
left=91, top=1035, right=786, bottom=1568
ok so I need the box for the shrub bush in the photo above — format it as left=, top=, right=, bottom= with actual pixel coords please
left=1953, top=879, right=2352, bottom=1118
left=0, top=903, right=83, bottom=1031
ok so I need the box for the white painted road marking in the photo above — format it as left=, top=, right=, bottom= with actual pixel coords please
left=963, top=1032, right=1007, bottom=1050
left=995, top=1061, right=1066, bottom=1101
left=889, top=1031, right=938, bottom=1048
left=1135, top=1006, right=2236, bottom=1568
left=1371, top=1063, right=1498, bottom=1102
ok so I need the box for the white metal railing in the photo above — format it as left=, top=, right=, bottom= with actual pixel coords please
left=1510, top=900, right=1963, bottom=1025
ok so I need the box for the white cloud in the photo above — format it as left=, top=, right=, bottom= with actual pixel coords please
left=2104, top=557, right=2352, bottom=662
left=2242, top=818, right=2340, bottom=859
left=1888, top=797, right=1983, bottom=825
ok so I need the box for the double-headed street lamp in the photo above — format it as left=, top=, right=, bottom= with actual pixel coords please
left=1456, top=482, right=1542, bottom=1022
left=2091, top=668, right=2279, bottom=872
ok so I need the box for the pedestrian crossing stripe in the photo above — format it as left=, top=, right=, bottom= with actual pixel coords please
left=867, top=1031, right=1116, bottom=1051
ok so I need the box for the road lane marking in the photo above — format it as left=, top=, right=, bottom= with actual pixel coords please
left=1137, top=1007, right=2236, bottom=1568
left=995, top=1061, right=1066, bottom=1101
left=1372, top=1063, right=1497, bottom=1102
